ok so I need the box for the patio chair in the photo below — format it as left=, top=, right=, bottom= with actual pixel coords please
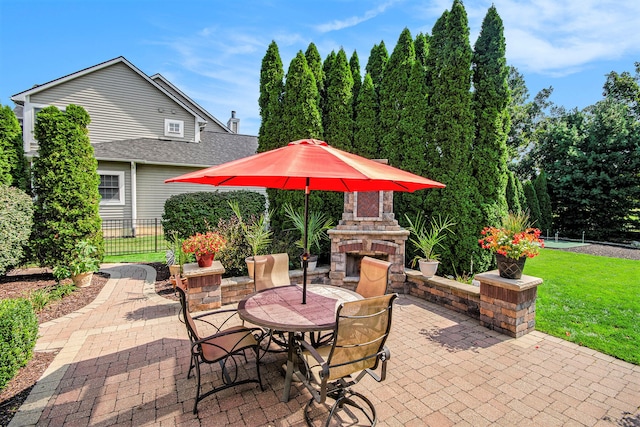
left=355, top=256, right=391, bottom=298
left=254, top=252, right=290, bottom=291
left=175, top=281, right=264, bottom=414
left=311, top=256, right=391, bottom=348
left=252, top=253, right=292, bottom=353
left=294, top=293, right=397, bottom=426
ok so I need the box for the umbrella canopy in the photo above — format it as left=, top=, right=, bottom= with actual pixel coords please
left=165, top=139, right=445, bottom=302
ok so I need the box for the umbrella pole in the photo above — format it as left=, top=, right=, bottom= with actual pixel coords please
left=302, top=178, right=310, bottom=304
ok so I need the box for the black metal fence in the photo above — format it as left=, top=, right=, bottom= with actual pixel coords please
left=102, top=219, right=166, bottom=256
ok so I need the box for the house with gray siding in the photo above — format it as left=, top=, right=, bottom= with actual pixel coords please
left=10, top=56, right=259, bottom=225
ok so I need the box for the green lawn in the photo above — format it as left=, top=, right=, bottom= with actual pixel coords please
left=524, top=249, right=640, bottom=364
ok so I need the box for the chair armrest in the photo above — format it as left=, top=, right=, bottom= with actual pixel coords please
left=363, top=345, right=391, bottom=383
left=295, top=337, right=330, bottom=380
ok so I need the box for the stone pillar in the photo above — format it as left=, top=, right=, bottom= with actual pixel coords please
left=475, top=270, right=543, bottom=338
left=182, top=261, right=225, bottom=312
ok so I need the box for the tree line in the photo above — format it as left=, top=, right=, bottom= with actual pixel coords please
left=257, top=0, right=639, bottom=275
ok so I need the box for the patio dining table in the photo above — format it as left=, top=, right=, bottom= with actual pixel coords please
left=237, top=284, right=361, bottom=402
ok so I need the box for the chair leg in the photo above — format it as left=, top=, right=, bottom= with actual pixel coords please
left=254, top=347, right=264, bottom=391
left=187, top=354, right=196, bottom=379
left=193, top=358, right=202, bottom=414
left=304, top=389, right=377, bottom=427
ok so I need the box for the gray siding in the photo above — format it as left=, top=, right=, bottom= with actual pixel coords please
left=136, top=164, right=251, bottom=219
left=30, top=62, right=197, bottom=143
left=97, top=161, right=132, bottom=219
left=152, top=78, right=229, bottom=133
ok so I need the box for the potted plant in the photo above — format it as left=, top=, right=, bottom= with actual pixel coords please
left=405, top=214, right=456, bottom=278
left=52, top=239, right=101, bottom=287
left=229, top=201, right=273, bottom=279
left=166, top=231, right=188, bottom=287
left=478, top=211, right=544, bottom=279
left=181, top=231, right=227, bottom=268
left=283, top=203, right=333, bottom=271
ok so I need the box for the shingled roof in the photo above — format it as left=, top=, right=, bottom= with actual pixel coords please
left=91, top=131, right=258, bottom=167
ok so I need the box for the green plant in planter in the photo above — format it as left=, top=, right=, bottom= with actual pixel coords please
left=405, top=214, right=455, bottom=277
left=52, top=239, right=100, bottom=281
left=283, top=203, right=333, bottom=257
left=229, top=200, right=273, bottom=261
left=166, top=230, right=188, bottom=274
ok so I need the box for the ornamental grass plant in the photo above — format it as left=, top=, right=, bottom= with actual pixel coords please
left=479, top=211, right=544, bottom=259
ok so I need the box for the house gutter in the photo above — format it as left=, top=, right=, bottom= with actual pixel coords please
left=131, top=162, right=137, bottom=236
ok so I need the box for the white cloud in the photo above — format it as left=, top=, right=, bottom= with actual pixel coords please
left=467, top=0, right=640, bottom=76
left=314, top=0, right=403, bottom=33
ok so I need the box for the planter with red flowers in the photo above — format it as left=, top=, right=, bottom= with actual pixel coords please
left=182, top=231, right=227, bottom=268
left=479, top=212, right=544, bottom=279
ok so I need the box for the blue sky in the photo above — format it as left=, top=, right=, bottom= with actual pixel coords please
left=2, top=0, right=639, bottom=136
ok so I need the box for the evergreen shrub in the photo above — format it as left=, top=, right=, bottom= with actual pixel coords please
left=0, top=185, right=34, bottom=275
left=162, top=190, right=266, bottom=241
left=0, top=298, right=38, bottom=390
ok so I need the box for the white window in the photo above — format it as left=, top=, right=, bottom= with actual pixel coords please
left=164, top=119, right=184, bottom=137
left=98, top=171, right=125, bottom=205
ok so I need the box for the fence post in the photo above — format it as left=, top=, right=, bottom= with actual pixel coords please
left=155, top=218, right=158, bottom=253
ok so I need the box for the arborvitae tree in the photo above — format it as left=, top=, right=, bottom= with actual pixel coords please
left=353, top=73, right=379, bottom=159
left=31, top=105, right=103, bottom=270
left=396, top=60, right=429, bottom=225
left=523, top=180, right=542, bottom=228
left=349, top=50, right=362, bottom=112
left=533, top=170, right=553, bottom=233
left=281, top=51, right=323, bottom=143
left=305, top=43, right=324, bottom=110
left=414, top=32, right=429, bottom=69
left=379, top=28, right=415, bottom=166
left=320, top=51, right=337, bottom=131
left=365, top=41, right=388, bottom=95
left=424, top=11, right=448, bottom=175
left=321, top=48, right=354, bottom=224
left=472, top=5, right=510, bottom=239
left=505, top=169, right=522, bottom=213
left=270, top=51, right=324, bottom=234
left=424, top=0, right=480, bottom=275
left=323, top=48, right=354, bottom=151
left=258, top=41, right=285, bottom=152
left=0, top=106, right=29, bottom=191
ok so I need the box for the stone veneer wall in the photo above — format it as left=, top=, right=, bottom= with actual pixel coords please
left=216, top=265, right=542, bottom=339
left=405, top=270, right=480, bottom=319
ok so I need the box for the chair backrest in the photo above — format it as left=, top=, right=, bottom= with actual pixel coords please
left=175, top=281, right=200, bottom=342
left=255, top=253, right=290, bottom=291
left=327, top=293, right=397, bottom=380
left=354, top=256, right=391, bottom=298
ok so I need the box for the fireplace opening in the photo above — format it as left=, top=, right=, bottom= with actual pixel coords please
left=345, top=253, right=389, bottom=277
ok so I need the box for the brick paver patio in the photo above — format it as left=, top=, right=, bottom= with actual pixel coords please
left=9, top=264, right=640, bottom=426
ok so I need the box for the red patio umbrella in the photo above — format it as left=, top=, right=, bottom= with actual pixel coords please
left=165, top=139, right=445, bottom=303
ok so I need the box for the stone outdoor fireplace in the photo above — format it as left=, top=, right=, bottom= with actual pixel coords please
left=328, top=186, right=408, bottom=292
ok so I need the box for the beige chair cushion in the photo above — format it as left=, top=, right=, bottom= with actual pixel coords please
left=355, top=257, right=391, bottom=298
left=255, top=253, right=290, bottom=291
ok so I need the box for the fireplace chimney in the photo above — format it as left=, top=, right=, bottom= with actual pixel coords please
left=227, top=110, right=239, bottom=133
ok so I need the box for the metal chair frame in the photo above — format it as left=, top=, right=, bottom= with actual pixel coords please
left=176, top=282, right=264, bottom=414
left=294, top=293, right=397, bottom=426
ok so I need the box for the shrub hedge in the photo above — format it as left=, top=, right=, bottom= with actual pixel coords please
left=0, top=298, right=38, bottom=390
left=0, top=185, right=34, bottom=275
left=162, top=190, right=266, bottom=241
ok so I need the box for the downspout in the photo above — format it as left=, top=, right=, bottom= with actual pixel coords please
left=131, top=162, right=137, bottom=237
